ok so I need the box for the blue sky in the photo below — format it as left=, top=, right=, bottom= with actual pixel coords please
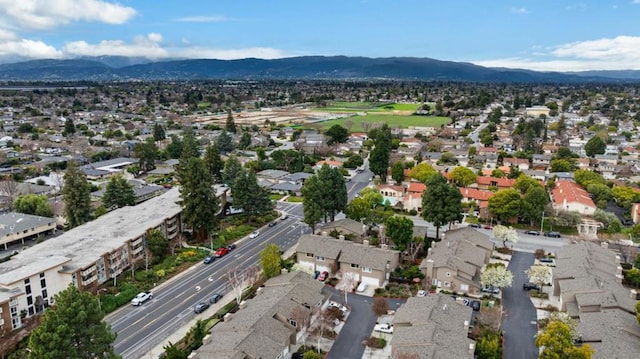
left=1, top=0, right=640, bottom=71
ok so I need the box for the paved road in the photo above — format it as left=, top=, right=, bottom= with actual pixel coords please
left=108, top=205, right=309, bottom=359
left=474, top=228, right=570, bottom=254
left=325, top=287, right=405, bottom=359
left=502, top=251, right=539, bottom=359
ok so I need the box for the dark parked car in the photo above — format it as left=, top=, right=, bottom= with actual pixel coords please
left=227, top=244, right=237, bottom=251
left=209, top=293, right=223, bottom=304
left=470, top=300, right=481, bottom=311
left=544, top=231, right=561, bottom=238
left=525, top=230, right=540, bottom=236
left=268, top=221, right=277, bottom=227
left=203, top=256, right=215, bottom=264
left=523, top=282, right=541, bottom=291
left=483, top=225, right=493, bottom=230
left=468, top=223, right=481, bottom=228
left=194, top=302, right=210, bottom=314
left=539, top=257, right=555, bottom=263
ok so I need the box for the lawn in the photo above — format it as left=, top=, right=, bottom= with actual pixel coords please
left=311, top=114, right=450, bottom=132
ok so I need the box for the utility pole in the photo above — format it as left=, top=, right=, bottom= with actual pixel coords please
left=540, top=210, right=545, bottom=233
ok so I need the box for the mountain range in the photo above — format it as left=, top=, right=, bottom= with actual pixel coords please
left=0, top=56, right=638, bottom=82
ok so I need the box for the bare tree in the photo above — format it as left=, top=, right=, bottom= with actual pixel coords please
left=372, top=297, right=389, bottom=316
left=227, top=265, right=260, bottom=305
left=51, top=170, right=65, bottom=197
left=343, top=118, right=354, bottom=132
left=361, top=121, right=371, bottom=134
left=339, top=272, right=357, bottom=304
left=0, top=177, right=20, bottom=210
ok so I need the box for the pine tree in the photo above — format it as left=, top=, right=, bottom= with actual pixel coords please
left=217, top=130, right=234, bottom=154
left=132, top=137, right=158, bottom=172
left=421, top=174, right=462, bottom=240
left=369, top=124, right=391, bottom=182
left=203, top=144, right=224, bottom=183
left=28, top=285, right=119, bottom=359
left=301, top=176, right=323, bottom=233
left=153, top=123, right=166, bottom=141
left=63, top=161, right=92, bottom=229
left=103, top=175, right=135, bottom=210
left=222, top=155, right=243, bottom=186
left=231, top=169, right=272, bottom=223
left=64, top=117, right=76, bottom=136
left=225, top=108, right=237, bottom=133
left=179, top=157, right=219, bottom=242
left=316, top=165, right=348, bottom=222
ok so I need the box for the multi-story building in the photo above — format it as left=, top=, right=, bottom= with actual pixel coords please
left=0, top=188, right=182, bottom=333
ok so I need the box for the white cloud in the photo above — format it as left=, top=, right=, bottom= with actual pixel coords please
left=0, top=39, right=63, bottom=58
left=0, top=0, right=136, bottom=30
left=634, top=0, right=640, bottom=4
left=510, top=7, right=529, bottom=14
left=171, top=46, right=289, bottom=60
left=472, top=35, right=640, bottom=71
left=64, top=33, right=168, bottom=59
left=175, top=15, right=230, bottom=23
left=0, top=28, right=17, bottom=41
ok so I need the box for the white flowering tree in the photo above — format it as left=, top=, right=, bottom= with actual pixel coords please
left=480, top=263, right=514, bottom=290
left=525, top=265, right=552, bottom=288
left=493, top=225, right=519, bottom=248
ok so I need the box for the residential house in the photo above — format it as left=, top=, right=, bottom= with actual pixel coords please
left=391, top=295, right=475, bottom=359
left=552, top=242, right=640, bottom=358
left=525, top=106, right=550, bottom=117
left=502, top=157, right=530, bottom=170
left=193, top=271, right=330, bottom=359
left=313, top=160, right=343, bottom=170
left=296, top=235, right=399, bottom=287
left=420, top=228, right=494, bottom=295
left=475, top=176, right=515, bottom=190
left=319, top=218, right=366, bottom=239
left=377, top=184, right=405, bottom=207
left=532, top=154, right=552, bottom=169
left=551, top=180, right=597, bottom=216
left=0, top=212, right=56, bottom=250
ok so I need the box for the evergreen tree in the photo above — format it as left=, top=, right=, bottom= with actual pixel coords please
left=14, top=194, right=53, bottom=217
left=179, top=157, right=219, bottom=242
left=180, top=126, right=200, bottom=160
left=153, top=123, right=166, bottom=141
left=225, top=109, right=237, bottom=133
left=203, top=144, right=224, bottom=183
left=421, top=174, right=462, bottom=240
left=103, top=175, right=135, bottom=209
left=585, top=136, right=606, bottom=157
left=369, top=124, right=392, bottom=182
left=28, top=285, right=119, bottom=359
left=316, top=164, right=348, bottom=222
left=231, top=169, right=272, bottom=223
left=301, top=175, right=323, bottom=233
left=132, top=137, right=158, bottom=172
left=217, top=130, right=234, bottom=154
left=63, top=161, right=92, bottom=229
left=391, top=161, right=405, bottom=184
left=64, top=117, right=76, bottom=136
left=166, top=135, right=183, bottom=159
left=385, top=216, right=414, bottom=252
left=238, top=132, right=252, bottom=149
left=222, top=155, right=243, bottom=186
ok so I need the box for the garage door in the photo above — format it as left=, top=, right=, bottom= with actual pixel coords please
left=316, top=265, right=331, bottom=273
left=361, top=275, right=380, bottom=287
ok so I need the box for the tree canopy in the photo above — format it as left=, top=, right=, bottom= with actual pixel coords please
left=325, top=124, right=349, bottom=145
left=133, top=137, right=158, bottom=173
left=385, top=216, right=414, bottom=252
left=488, top=188, right=521, bottom=223
left=421, top=174, right=462, bottom=240
left=260, top=244, right=282, bottom=278
left=231, top=169, right=272, bottom=222
left=584, top=136, right=606, bottom=157
left=14, top=193, right=52, bottom=217
left=535, top=321, right=593, bottom=359
left=102, top=175, right=135, bottom=210
left=480, top=263, right=514, bottom=289
left=369, top=124, right=392, bottom=183
left=63, top=161, right=92, bottom=229
left=28, top=285, right=119, bottom=359
left=179, top=157, right=219, bottom=242
left=449, top=166, right=476, bottom=187
left=408, top=162, right=437, bottom=183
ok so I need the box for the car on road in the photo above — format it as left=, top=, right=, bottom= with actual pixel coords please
left=525, top=230, right=540, bottom=235
left=203, top=256, right=215, bottom=264
left=470, top=300, right=481, bottom=312
left=481, top=285, right=500, bottom=294
left=523, top=282, right=541, bottom=291
left=468, top=223, right=481, bottom=228
left=544, top=231, right=561, bottom=238
left=374, top=323, right=394, bottom=334
left=281, top=214, right=289, bottom=220
left=268, top=221, right=277, bottom=227
left=214, top=247, right=229, bottom=257
left=194, top=302, right=209, bottom=314
left=484, top=225, right=493, bottom=230
left=209, top=293, right=223, bottom=304
left=318, top=271, right=329, bottom=282
left=328, top=301, right=347, bottom=313
left=131, top=291, right=153, bottom=306
left=227, top=244, right=237, bottom=251
left=249, top=231, right=260, bottom=239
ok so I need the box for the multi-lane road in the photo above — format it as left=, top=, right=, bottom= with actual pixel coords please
left=108, top=169, right=374, bottom=358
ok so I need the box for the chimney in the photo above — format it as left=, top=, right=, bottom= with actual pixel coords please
left=631, top=289, right=638, bottom=299
left=464, top=320, right=469, bottom=331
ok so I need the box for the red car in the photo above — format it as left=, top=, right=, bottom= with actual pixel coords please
left=318, top=271, right=329, bottom=282
left=484, top=225, right=493, bottom=230
left=214, top=247, right=229, bottom=258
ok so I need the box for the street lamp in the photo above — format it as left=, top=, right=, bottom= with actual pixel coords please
left=97, top=289, right=107, bottom=311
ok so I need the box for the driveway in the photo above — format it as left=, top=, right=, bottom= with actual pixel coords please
left=325, top=287, right=405, bottom=359
left=502, top=251, right=539, bottom=359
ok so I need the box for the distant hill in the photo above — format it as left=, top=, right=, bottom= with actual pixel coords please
left=0, top=56, right=628, bottom=82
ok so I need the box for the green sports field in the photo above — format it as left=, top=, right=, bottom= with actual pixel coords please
left=312, top=114, right=450, bottom=132
left=313, top=101, right=421, bottom=113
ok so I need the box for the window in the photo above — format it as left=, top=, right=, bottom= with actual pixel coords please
left=39, top=273, right=45, bottom=278
left=24, top=279, right=30, bottom=285
left=363, top=267, right=372, bottom=273
left=350, top=263, right=359, bottom=268
left=288, top=318, right=297, bottom=327
left=306, top=253, right=314, bottom=257
left=27, top=296, right=33, bottom=305
left=11, top=317, right=21, bottom=329
left=40, top=278, right=46, bottom=288
left=316, top=256, right=325, bottom=262
left=25, top=285, right=31, bottom=295
left=460, top=284, right=469, bottom=292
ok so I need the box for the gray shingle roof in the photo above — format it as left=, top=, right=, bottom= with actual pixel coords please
left=576, top=309, right=640, bottom=359
left=296, top=234, right=345, bottom=260
left=0, top=212, right=55, bottom=238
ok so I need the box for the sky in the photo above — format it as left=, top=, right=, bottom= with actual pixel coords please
left=1, top=0, right=640, bottom=71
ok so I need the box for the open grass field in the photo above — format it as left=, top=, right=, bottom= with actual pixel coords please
left=313, top=101, right=421, bottom=113
left=311, top=114, right=450, bottom=132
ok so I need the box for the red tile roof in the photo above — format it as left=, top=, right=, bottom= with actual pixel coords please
left=406, top=182, right=426, bottom=194
left=551, top=180, right=596, bottom=208
left=476, top=176, right=515, bottom=188
left=460, top=187, right=494, bottom=201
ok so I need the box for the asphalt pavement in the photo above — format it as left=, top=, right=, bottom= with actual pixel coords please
left=107, top=206, right=309, bottom=359
left=502, top=251, right=539, bottom=359
left=324, top=287, right=405, bottom=359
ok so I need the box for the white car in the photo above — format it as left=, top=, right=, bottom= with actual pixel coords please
left=374, top=323, right=394, bottom=334
left=356, top=282, right=368, bottom=293
left=249, top=231, right=260, bottom=239
left=131, top=291, right=153, bottom=306
left=416, top=290, right=427, bottom=297
left=328, top=301, right=347, bottom=313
